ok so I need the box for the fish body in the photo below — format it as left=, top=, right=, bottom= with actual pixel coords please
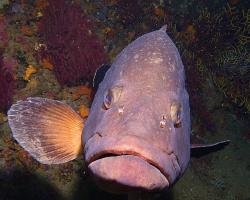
left=7, top=26, right=229, bottom=195
left=83, top=26, right=190, bottom=193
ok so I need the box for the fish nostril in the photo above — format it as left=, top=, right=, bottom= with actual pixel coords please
left=160, top=120, right=166, bottom=128
left=96, top=132, right=103, bottom=137
left=160, top=115, right=167, bottom=128
left=118, top=106, right=124, bottom=115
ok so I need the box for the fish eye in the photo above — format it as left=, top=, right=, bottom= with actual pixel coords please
left=102, top=86, right=123, bottom=110
left=170, top=102, right=182, bottom=128
left=103, top=90, right=113, bottom=109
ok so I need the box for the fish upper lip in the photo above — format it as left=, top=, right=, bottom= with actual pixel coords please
left=84, top=134, right=181, bottom=184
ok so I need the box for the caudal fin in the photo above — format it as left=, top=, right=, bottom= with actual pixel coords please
left=7, top=97, right=84, bottom=164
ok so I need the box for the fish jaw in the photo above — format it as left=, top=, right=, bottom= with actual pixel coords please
left=88, top=155, right=168, bottom=193
left=84, top=134, right=181, bottom=193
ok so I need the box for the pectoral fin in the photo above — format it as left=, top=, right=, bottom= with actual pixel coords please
left=191, top=140, right=230, bottom=157
left=7, top=97, right=84, bottom=164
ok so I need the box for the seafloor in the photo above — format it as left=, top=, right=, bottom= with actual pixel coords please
left=0, top=0, right=249, bottom=200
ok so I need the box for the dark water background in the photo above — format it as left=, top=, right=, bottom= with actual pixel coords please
left=0, top=0, right=249, bottom=199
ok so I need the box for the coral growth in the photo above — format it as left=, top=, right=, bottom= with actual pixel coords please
left=0, top=49, right=15, bottom=112
left=191, top=2, right=250, bottom=114
left=38, top=0, right=106, bottom=86
left=164, top=1, right=250, bottom=131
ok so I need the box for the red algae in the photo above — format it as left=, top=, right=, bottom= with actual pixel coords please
left=0, top=49, right=15, bottom=113
left=38, top=0, right=106, bottom=86
left=0, top=15, right=9, bottom=48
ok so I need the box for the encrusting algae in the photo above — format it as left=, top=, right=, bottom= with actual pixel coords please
left=78, top=104, right=89, bottom=118
left=20, top=26, right=35, bottom=37
left=72, top=86, right=93, bottom=101
left=41, top=58, right=53, bottom=70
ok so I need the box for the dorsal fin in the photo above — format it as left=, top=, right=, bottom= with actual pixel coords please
left=93, top=64, right=111, bottom=91
left=160, top=25, right=167, bottom=32
left=191, top=140, right=230, bottom=157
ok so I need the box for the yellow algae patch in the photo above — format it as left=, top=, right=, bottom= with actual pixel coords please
left=0, top=113, right=7, bottom=124
left=79, top=104, right=89, bottom=118
left=72, top=86, right=93, bottom=101
left=36, top=11, right=43, bottom=18
left=41, top=58, right=53, bottom=70
left=23, top=65, right=38, bottom=81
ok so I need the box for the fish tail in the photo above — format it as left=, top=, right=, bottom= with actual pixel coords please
left=7, top=97, right=84, bottom=164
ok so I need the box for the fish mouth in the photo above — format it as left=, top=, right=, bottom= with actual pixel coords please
left=84, top=134, right=181, bottom=193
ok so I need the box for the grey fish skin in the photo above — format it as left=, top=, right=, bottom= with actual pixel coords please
left=83, top=26, right=190, bottom=193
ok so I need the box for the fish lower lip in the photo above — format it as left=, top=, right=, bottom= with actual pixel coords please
left=88, top=155, right=169, bottom=193
left=84, top=134, right=181, bottom=186
left=88, top=151, right=168, bottom=180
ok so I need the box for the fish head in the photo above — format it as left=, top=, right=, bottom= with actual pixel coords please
left=83, top=27, right=190, bottom=193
